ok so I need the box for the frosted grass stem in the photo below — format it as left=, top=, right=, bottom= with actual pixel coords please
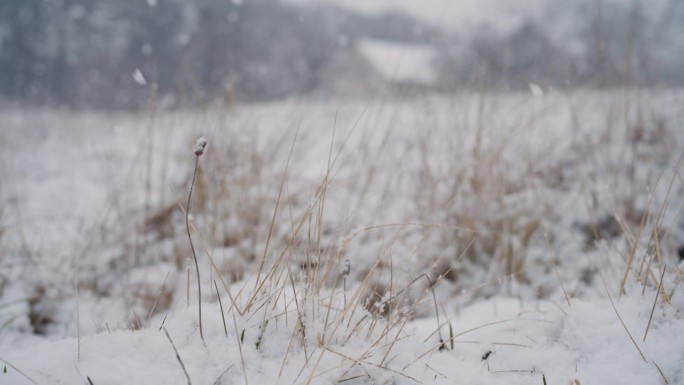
left=187, top=136, right=207, bottom=341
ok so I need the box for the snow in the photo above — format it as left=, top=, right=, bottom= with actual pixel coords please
left=528, top=83, right=544, bottom=97
left=194, top=136, right=207, bottom=157
left=284, top=0, right=547, bottom=34
left=132, top=68, right=147, bottom=86
left=285, top=0, right=669, bottom=43
left=1, top=91, right=683, bottom=384
left=1, top=289, right=682, bottom=384
left=356, top=39, right=437, bottom=85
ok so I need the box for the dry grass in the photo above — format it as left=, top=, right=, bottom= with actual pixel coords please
left=78, top=89, right=682, bottom=334
left=0, top=89, right=682, bottom=383
left=140, top=90, right=680, bottom=383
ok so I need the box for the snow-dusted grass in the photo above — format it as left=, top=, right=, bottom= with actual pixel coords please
left=1, top=90, right=683, bottom=384
left=2, top=280, right=682, bottom=384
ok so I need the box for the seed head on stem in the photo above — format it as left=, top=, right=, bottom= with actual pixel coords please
left=194, top=136, right=207, bottom=156
left=187, top=135, right=207, bottom=342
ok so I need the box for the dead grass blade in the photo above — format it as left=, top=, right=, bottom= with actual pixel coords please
left=599, top=272, right=647, bottom=362
left=643, top=266, right=666, bottom=342
left=163, top=327, right=193, bottom=385
left=544, top=230, right=571, bottom=307
left=0, top=356, right=40, bottom=385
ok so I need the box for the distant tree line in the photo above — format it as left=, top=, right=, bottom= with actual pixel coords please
left=0, top=0, right=333, bottom=108
left=435, top=1, right=684, bottom=91
left=0, top=0, right=682, bottom=109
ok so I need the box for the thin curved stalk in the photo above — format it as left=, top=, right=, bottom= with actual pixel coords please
left=186, top=154, right=204, bottom=341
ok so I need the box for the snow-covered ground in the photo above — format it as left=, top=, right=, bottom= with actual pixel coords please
left=356, top=39, right=437, bottom=85
left=1, top=90, right=683, bottom=384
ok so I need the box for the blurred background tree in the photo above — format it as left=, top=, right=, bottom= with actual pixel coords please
left=0, top=0, right=681, bottom=109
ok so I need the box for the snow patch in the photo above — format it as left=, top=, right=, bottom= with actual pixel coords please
left=357, top=38, right=436, bottom=85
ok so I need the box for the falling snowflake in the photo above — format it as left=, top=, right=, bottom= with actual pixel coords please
left=132, top=68, right=147, bottom=85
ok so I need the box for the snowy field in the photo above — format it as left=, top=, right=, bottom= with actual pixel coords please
left=1, top=90, right=684, bottom=384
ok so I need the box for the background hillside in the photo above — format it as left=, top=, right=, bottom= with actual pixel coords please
left=2, top=0, right=683, bottom=108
